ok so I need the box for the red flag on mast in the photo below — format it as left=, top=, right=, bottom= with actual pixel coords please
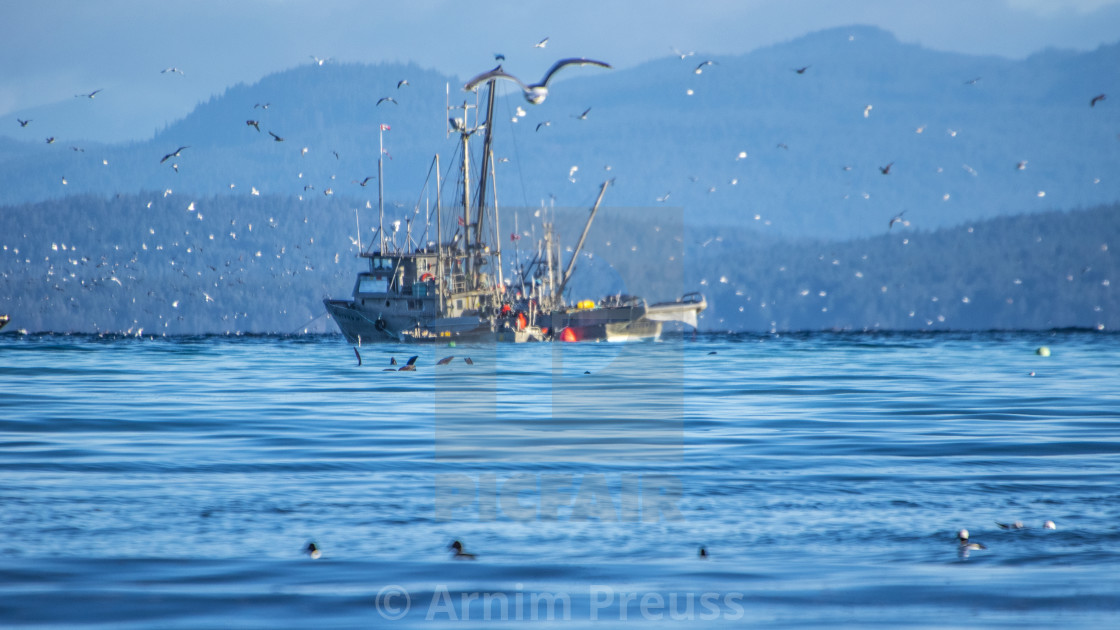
left=380, top=124, right=391, bottom=131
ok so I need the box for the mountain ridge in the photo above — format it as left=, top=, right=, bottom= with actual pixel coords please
left=2, top=25, right=1117, bottom=241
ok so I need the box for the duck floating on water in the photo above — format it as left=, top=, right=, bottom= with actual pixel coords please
left=448, top=540, right=476, bottom=560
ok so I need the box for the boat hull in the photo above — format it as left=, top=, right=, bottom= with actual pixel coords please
left=325, top=293, right=704, bottom=344
left=324, top=299, right=544, bottom=344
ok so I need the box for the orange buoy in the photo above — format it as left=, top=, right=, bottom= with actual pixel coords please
left=559, top=327, right=578, bottom=342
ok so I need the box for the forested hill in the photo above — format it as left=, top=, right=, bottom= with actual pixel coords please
left=2, top=25, right=1118, bottom=240
left=0, top=192, right=1114, bottom=334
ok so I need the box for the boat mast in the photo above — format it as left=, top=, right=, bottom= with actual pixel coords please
left=436, top=153, right=443, bottom=314
left=557, top=179, right=610, bottom=301
left=489, top=150, right=503, bottom=290
left=460, top=108, right=472, bottom=287
left=474, top=80, right=497, bottom=247
left=378, top=123, right=386, bottom=254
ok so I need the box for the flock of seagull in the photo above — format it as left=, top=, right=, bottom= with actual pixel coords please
left=13, top=36, right=1110, bottom=233
left=5, top=35, right=1113, bottom=334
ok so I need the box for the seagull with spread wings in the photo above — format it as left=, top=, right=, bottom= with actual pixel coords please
left=161, top=146, right=189, bottom=164
left=464, top=58, right=611, bottom=105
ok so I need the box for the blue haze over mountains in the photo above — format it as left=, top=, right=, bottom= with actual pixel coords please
left=1, top=26, right=1117, bottom=334
left=2, top=26, right=1117, bottom=240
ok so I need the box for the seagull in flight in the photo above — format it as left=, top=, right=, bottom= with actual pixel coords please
left=535, top=121, right=551, bottom=132
left=573, top=107, right=591, bottom=120
left=464, top=58, right=612, bottom=105
left=397, top=79, right=409, bottom=89
left=377, top=97, right=397, bottom=106
left=46, top=137, right=56, bottom=144
left=161, top=67, right=185, bottom=75
left=671, top=47, right=695, bottom=60
left=879, top=162, right=893, bottom=175
left=1090, top=93, right=1106, bottom=107
left=17, top=118, right=31, bottom=127
left=269, top=131, right=285, bottom=142
left=889, top=211, right=906, bottom=229
left=694, top=60, right=715, bottom=74
left=310, top=55, right=330, bottom=66
left=353, top=176, right=375, bottom=187
left=534, top=37, right=549, bottom=48
left=161, top=146, right=189, bottom=164
left=246, top=120, right=260, bottom=132
left=75, top=89, right=103, bottom=99
left=794, top=65, right=810, bottom=74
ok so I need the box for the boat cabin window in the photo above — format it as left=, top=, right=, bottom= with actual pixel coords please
left=358, top=275, right=388, bottom=294
left=372, top=257, right=394, bottom=270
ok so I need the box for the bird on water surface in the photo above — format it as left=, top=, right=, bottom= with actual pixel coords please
left=957, top=529, right=986, bottom=551
left=449, top=540, right=476, bottom=559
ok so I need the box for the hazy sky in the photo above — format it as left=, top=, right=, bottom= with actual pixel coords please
left=3, top=0, right=1119, bottom=141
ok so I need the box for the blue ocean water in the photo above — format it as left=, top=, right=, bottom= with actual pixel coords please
left=1, top=331, right=1119, bottom=628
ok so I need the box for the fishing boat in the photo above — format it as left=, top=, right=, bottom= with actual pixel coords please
left=323, top=61, right=705, bottom=344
